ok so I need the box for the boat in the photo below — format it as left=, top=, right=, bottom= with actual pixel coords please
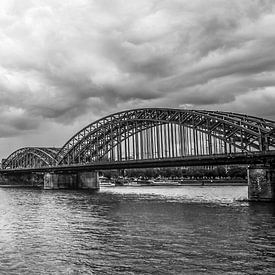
left=100, top=181, right=116, bottom=187
left=99, top=176, right=115, bottom=187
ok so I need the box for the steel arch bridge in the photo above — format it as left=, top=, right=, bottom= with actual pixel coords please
left=2, top=147, right=60, bottom=169
left=56, top=108, right=275, bottom=165
left=2, top=108, right=275, bottom=170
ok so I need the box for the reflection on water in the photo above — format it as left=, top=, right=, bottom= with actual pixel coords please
left=100, top=185, right=249, bottom=203
left=0, top=186, right=274, bottom=274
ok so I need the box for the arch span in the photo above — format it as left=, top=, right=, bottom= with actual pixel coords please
left=56, top=108, right=275, bottom=165
left=2, top=147, right=60, bottom=169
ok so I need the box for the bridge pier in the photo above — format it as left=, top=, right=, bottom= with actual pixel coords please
left=77, top=172, right=99, bottom=189
left=43, top=171, right=99, bottom=190
left=247, top=164, right=275, bottom=202
left=43, top=173, right=77, bottom=189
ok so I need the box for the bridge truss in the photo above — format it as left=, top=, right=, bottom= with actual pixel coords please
left=2, top=108, right=275, bottom=169
left=2, top=147, right=60, bottom=169
left=56, top=108, right=275, bottom=165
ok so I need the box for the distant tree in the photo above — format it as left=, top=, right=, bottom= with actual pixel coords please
left=214, top=167, right=227, bottom=178
left=159, top=168, right=172, bottom=178
left=144, top=168, right=155, bottom=178
left=204, top=169, right=215, bottom=179
left=173, top=168, right=183, bottom=178
left=126, top=169, right=138, bottom=178
left=104, top=165, right=237, bottom=180
left=102, top=170, right=119, bottom=179
left=228, top=167, right=247, bottom=179
left=181, top=168, right=188, bottom=178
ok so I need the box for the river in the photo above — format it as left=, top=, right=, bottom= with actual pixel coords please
left=0, top=186, right=274, bottom=274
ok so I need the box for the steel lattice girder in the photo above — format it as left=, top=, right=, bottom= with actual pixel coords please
left=2, top=147, right=60, bottom=169
left=56, top=108, right=275, bottom=165
left=3, top=108, right=275, bottom=168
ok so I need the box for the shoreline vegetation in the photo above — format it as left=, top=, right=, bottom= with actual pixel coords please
left=101, top=177, right=247, bottom=187
left=100, top=166, right=248, bottom=187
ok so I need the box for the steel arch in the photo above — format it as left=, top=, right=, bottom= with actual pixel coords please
left=56, top=108, right=275, bottom=165
left=2, top=147, right=60, bottom=169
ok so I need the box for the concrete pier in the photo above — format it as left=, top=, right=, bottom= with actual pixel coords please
left=247, top=165, right=275, bottom=202
left=77, top=172, right=99, bottom=189
left=43, top=171, right=99, bottom=190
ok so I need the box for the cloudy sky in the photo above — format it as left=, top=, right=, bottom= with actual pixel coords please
left=1, top=0, right=275, bottom=158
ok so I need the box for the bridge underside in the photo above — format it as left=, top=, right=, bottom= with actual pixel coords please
left=0, top=151, right=274, bottom=174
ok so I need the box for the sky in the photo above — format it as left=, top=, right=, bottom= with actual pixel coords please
left=1, top=0, right=275, bottom=158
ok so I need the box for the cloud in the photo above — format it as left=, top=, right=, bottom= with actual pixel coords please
left=0, top=0, right=275, bottom=156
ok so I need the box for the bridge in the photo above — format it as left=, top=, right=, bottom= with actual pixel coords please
left=1, top=108, right=275, bottom=201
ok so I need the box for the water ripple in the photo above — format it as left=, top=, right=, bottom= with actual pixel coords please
left=0, top=187, right=274, bottom=274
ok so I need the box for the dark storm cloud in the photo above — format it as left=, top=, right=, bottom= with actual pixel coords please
left=0, top=106, right=40, bottom=138
left=0, top=0, right=275, bottom=146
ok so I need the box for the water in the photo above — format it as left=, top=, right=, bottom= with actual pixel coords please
left=0, top=186, right=274, bottom=274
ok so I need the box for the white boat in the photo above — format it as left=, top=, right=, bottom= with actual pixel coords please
left=100, top=181, right=115, bottom=187
left=99, top=176, right=115, bottom=187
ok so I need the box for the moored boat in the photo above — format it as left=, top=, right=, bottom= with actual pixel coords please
left=99, top=176, right=115, bottom=187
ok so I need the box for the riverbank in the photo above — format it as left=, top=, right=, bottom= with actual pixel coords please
left=178, top=179, right=247, bottom=186
left=121, top=179, right=248, bottom=187
left=0, top=185, right=41, bottom=188
left=147, top=182, right=247, bottom=187
left=0, top=179, right=247, bottom=189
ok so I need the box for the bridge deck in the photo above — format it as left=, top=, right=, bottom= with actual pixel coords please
left=1, top=151, right=275, bottom=174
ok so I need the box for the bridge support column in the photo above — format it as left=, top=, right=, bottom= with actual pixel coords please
left=77, top=171, right=99, bottom=190
left=44, top=173, right=59, bottom=189
left=43, top=172, right=78, bottom=189
left=43, top=171, right=99, bottom=190
left=247, top=165, right=275, bottom=202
